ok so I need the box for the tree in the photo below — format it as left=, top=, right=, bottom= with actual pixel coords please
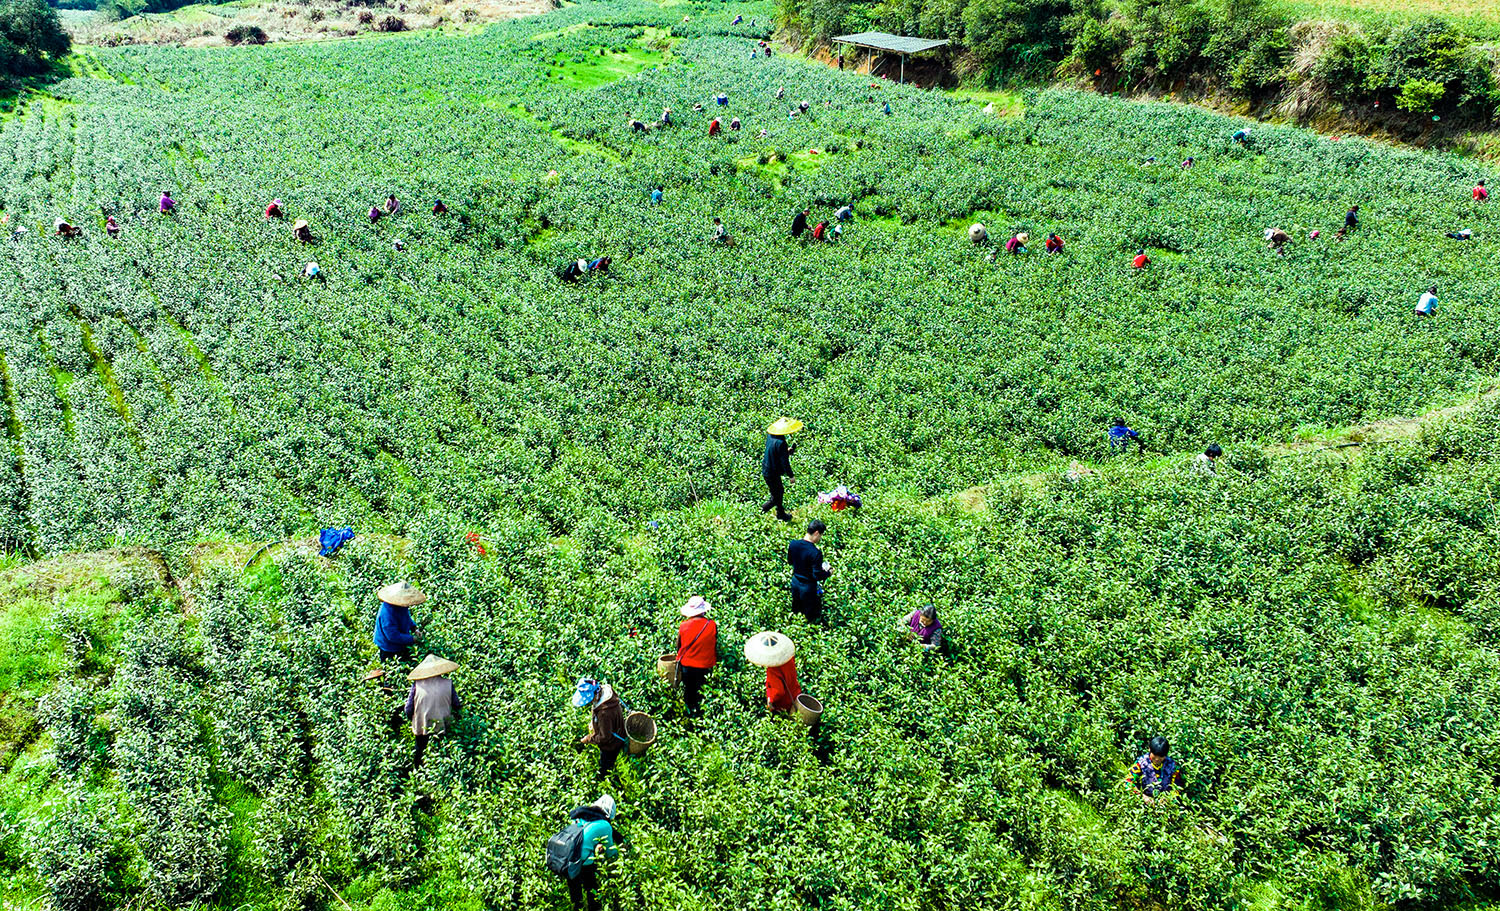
left=0, top=0, right=71, bottom=77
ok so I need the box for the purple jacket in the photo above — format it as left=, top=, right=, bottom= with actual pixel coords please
left=908, top=609, right=942, bottom=647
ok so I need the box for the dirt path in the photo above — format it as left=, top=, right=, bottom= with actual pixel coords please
left=1269, top=383, right=1500, bottom=455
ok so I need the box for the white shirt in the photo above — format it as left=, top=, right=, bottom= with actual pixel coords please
left=1416, top=292, right=1437, bottom=315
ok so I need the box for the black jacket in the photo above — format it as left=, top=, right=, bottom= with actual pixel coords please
left=762, top=434, right=794, bottom=478
left=788, top=539, right=830, bottom=583
left=791, top=212, right=808, bottom=237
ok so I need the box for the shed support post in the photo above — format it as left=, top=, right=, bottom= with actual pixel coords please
left=900, top=54, right=905, bottom=84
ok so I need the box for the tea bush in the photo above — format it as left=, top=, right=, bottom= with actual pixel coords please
left=0, top=2, right=1495, bottom=908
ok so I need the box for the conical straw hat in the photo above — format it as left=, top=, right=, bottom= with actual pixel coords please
left=377, top=581, right=427, bottom=606
left=767, top=417, right=804, bottom=435
left=744, top=631, right=795, bottom=667
left=408, top=654, right=459, bottom=681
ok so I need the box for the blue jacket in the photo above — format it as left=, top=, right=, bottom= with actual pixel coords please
left=373, top=602, right=417, bottom=652
left=576, top=818, right=617, bottom=866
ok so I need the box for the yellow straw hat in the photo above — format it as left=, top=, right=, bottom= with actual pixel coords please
left=408, top=654, right=459, bottom=681
left=1017, top=232, right=1030, bottom=243
left=767, top=417, right=804, bottom=435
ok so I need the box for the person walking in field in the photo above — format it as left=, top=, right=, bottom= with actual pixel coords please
left=374, top=582, right=425, bottom=660
left=1415, top=285, right=1438, bottom=317
left=1474, top=179, right=1488, bottom=202
left=1130, top=736, right=1184, bottom=803
left=573, top=678, right=628, bottom=780
left=265, top=198, right=284, bottom=219
left=159, top=190, right=176, bottom=214
left=788, top=519, right=831, bottom=622
left=1107, top=418, right=1140, bottom=453
left=1194, top=444, right=1223, bottom=475
left=1132, top=249, right=1151, bottom=269
left=404, top=654, right=461, bottom=770
left=676, top=597, right=718, bottom=715
left=761, top=416, right=801, bottom=521
left=791, top=209, right=809, bottom=238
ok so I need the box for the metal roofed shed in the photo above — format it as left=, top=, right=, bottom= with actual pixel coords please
left=833, top=32, right=950, bottom=84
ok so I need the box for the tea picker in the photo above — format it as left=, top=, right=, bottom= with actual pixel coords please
left=373, top=581, right=425, bottom=661
left=674, top=596, right=718, bottom=714
left=904, top=604, right=943, bottom=652
left=405, top=654, right=461, bottom=770
left=1107, top=418, right=1140, bottom=454
left=293, top=219, right=314, bottom=243
left=788, top=519, right=831, bottom=622
left=791, top=210, right=809, bottom=238
left=745, top=631, right=801, bottom=713
left=1130, top=736, right=1184, bottom=803
left=761, top=417, right=802, bottom=522
left=545, top=795, right=620, bottom=911
left=265, top=198, right=284, bottom=219
left=1194, top=444, right=1223, bottom=475
left=572, top=678, right=628, bottom=780
left=1415, top=285, right=1438, bottom=317
left=1474, top=180, right=1488, bottom=202
left=1264, top=227, right=1290, bottom=253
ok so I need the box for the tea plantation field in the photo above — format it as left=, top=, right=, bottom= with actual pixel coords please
left=1, top=2, right=1499, bottom=908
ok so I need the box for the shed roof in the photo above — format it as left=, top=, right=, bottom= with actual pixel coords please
left=832, top=32, right=950, bottom=54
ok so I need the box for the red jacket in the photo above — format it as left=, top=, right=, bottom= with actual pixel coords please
left=766, top=658, right=800, bottom=711
left=1133, top=253, right=1150, bottom=269
left=708, top=119, right=721, bottom=137
left=1476, top=186, right=1490, bottom=201
left=677, top=617, right=717, bottom=670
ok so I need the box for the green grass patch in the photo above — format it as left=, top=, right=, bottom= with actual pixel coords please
left=544, top=42, right=668, bottom=90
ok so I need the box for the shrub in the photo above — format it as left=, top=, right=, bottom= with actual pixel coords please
left=225, top=23, right=269, bottom=44
left=1395, top=77, right=1446, bottom=113
left=357, top=9, right=372, bottom=23
left=376, top=14, right=404, bottom=30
